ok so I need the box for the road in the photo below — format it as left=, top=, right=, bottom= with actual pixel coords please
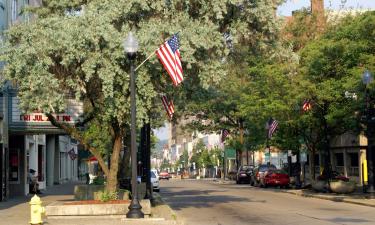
left=159, top=179, right=375, bottom=225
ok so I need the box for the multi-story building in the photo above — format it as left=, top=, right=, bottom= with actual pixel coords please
left=0, top=0, right=83, bottom=201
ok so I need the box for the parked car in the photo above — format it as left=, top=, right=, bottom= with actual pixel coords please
left=264, top=169, right=290, bottom=188
left=251, top=164, right=277, bottom=187
left=151, top=171, right=160, bottom=192
left=151, top=169, right=159, bottom=179
left=236, top=165, right=254, bottom=184
left=159, top=171, right=170, bottom=180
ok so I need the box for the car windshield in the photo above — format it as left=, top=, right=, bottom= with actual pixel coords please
left=240, top=166, right=253, bottom=171
left=151, top=171, right=157, bottom=178
left=272, top=170, right=287, bottom=174
left=259, top=165, right=276, bottom=172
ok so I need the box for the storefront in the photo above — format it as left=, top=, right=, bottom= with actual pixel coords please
left=0, top=92, right=83, bottom=200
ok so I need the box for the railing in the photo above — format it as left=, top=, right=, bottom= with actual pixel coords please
left=334, top=166, right=344, bottom=174
left=348, top=167, right=359, bottom=176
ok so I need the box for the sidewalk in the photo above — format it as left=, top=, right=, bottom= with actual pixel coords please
left=0, top=182, right=182, bottom=225
left=0, top=182, right=77, bottom=225
left=281, top=188, right=375, bottom=208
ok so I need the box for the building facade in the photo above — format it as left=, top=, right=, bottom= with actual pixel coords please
left=0, top=0, right=82, bottom=201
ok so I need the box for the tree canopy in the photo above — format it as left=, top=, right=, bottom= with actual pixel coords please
left=0, top=0, right=283, bottom=191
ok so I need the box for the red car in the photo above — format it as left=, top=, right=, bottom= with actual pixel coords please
left=264, top=169, right=290, bottom=188
left=159, top=171, right=170, bottom=180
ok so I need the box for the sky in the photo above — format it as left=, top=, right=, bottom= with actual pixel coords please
left=153, top=122, right=169, bottom=141
left=278, top=0, right=375, bottom=16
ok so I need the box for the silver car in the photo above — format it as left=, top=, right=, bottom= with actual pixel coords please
left=151, top=171, right=160, bottom=192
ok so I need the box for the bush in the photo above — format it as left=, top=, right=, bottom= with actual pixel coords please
left=92, top=176, right=106, bottom=185
left=97, top=190, right=118, bottom=202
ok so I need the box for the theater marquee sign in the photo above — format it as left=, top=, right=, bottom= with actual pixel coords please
left=9, top=97, right=84, bottom=134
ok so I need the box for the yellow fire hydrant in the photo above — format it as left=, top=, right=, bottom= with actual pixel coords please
left=29, top=194, right=45, bottom=225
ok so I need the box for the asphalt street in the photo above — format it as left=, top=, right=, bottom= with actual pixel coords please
left=159, top=179, right=375, bottom=225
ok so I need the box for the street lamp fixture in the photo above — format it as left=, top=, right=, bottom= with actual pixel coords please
left=124, top=32, right=144, bottom=218
left=362, top=69, right=375, bottom=193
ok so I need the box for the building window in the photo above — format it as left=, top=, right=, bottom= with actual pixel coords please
left=349, top=153, right=359, bottom=167
left=38, top=145, right=44, bottom=182
left=9, top=149, right=19, bottom=183
left=314, top=154, right=319, bottom=166
left=335, top=153, right=344, bottom=166
left=11, top=0, right=18, bottom=22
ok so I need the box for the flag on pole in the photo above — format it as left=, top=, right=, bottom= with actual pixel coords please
left=221, top=129, right=230, bottom=142
left=161, top=95, right=175, bottom=118
left=156, top=34, right=183, bottom=86
left=302, top=99, right=312, bottom=112
left=268, top=118, right=278, bottom=139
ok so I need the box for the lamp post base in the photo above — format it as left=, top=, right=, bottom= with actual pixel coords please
left=126, top=199, right=144, bottom=218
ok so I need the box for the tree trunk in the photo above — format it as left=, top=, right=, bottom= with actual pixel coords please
left=309, top=148, right=316, bottom=181
left=106, top=134, right=122, bottom=192
left=119, top=136, right=131, bottom=178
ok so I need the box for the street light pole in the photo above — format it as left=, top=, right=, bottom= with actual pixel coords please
left=363, top=70, right=375, bottom=193
left=124, top=32, right=144, bottom=218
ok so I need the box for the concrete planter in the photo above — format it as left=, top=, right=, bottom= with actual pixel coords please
left=312, top=180, right=328, bottom=192
left=46, top=199, right=151, bottom=218
left=329, top=181, right=356, bottom=194
left=75, top=184, right=144, bottom=201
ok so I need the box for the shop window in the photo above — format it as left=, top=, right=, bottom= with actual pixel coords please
left=335, top=153, right=344, bottom=166
left=38, top=145, right=44, bottom=182
left=9, top=149, right=19, bottom=183
left=349, top=153, right=359, bottom=167
left=314, top=154, right=320, bottom=166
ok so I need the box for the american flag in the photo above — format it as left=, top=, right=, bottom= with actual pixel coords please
left=156, top=34, right=183, bottom=86
left=221, top=129, right=230, bottom=142
left=161, top=95, right=174, bottom=118
left=302, top=99, right=312, bottom=112
left=268, top=118, right=278, bottom=139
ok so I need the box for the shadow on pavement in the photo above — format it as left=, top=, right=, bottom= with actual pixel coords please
left=0, top=182, right=80, bottom=210
left=160, top=187, right=266, bottom=211
left=328, top=217, right=371, bottom=223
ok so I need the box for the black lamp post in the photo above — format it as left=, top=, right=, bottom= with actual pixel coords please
left=363, top=70, right=375, bottom=193
left=124, top=32, right=144, bottom=218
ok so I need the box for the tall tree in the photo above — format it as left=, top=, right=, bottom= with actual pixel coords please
left=1, top=0, right=282, bottom=191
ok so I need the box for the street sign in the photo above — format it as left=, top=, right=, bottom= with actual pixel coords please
left=225, top=148, right=236, bottom=159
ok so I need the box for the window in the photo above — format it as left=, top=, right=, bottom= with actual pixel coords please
left=38, top=145, right=44, bottom=182
left=11, top=0, right=18, bottom=22
left=9, top=149, right=20, bottom=183
left=335, top=153, right=344, bottom=166
left=314, top=154, right=320, bottom=166
left=349, top=153, right=359, bottom=167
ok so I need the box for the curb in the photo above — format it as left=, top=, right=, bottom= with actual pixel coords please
left=281, top=190, right=375, bottom=208
left=152, top=193, right=183, bottom=224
